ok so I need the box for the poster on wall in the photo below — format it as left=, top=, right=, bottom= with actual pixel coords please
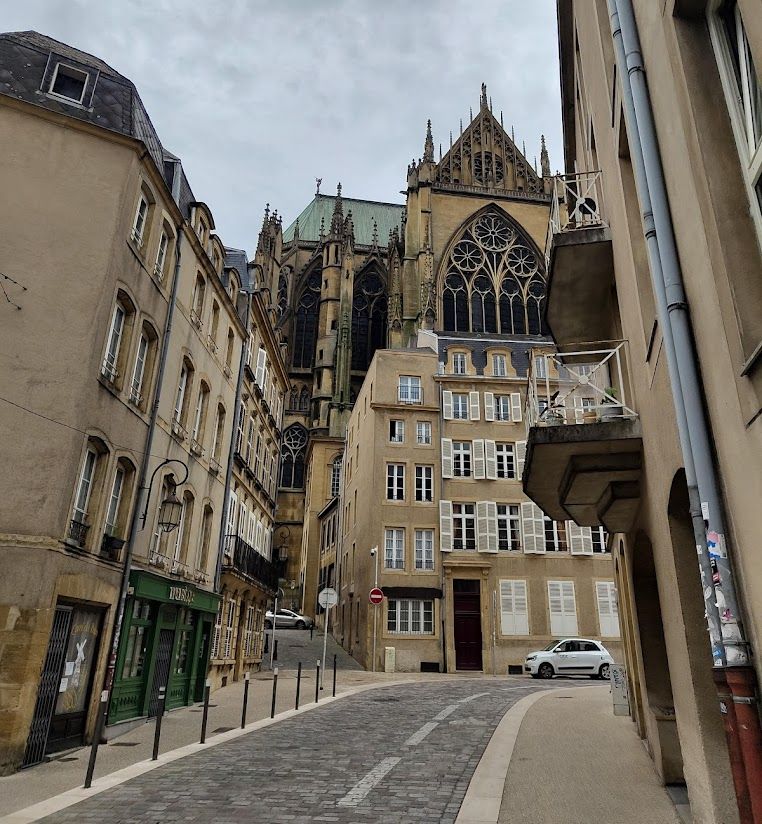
left=55, top=607, right=102, bottom=716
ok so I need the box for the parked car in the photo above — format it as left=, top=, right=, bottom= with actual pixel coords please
left=524, top=638, right=613, bottom=680
left=264, top=608, right=313, bottom=630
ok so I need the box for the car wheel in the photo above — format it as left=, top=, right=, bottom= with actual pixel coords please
left=296, top=620, right=306, bottom=630
left=538, top=663, right=554, bottom=679
left=599, top=663, right=611, bottom=680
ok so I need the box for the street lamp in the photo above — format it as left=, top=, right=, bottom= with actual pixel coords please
left=139, top=458, right=189, bottom=531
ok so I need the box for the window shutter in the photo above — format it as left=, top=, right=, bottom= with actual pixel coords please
left=442, top=390, right=454, bottom=420
left=256, top=521, right=263, bottom=554
left=255, top=347, right=266, bottom=387
left=486, top=501, right=498, bottom=552
left=484, top=392, right=495, bottom=421
left=473, top=439, right=486, bottom=479
left=238, top=501, right=248, bottom=538
left=510, top=393, right=523, bottom=422
left=548, top=581, right=578, bottom=636
left=441, top=438, right=453, bottom=478
left=500, top=580, right=529, bottom=635
left=439, top=500, right=453, bottom=552
left=476, top=501, right=489, bottom=552
left=568, top=522, right=594, bottom=555
left=573, top=396, right=586, bottom=424
left=469, top=391, right=481, bottom=421
left=521, top=502, right=546, bottom=553
left=226, top=491, right=238, bottom=542
left=485, top=440, right=497, bottom=480
left=596, top=581, right=620, bottom=637
left=516, top=440, right=527, bottom=479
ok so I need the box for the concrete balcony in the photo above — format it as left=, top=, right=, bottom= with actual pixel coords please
left=545, top=171, right=614, bottom=345
left=523, top=342, right=642, bottom=533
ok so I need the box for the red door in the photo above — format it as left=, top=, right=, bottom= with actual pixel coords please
left=453, top=580, right=482, bottom=671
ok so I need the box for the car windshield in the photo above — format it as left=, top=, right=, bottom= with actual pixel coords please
left=543, top=640, right=561, bottom=651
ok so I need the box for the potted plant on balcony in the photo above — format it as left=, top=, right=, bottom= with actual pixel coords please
left=544, top=404, right=566, bottom=426
left=600, top=387, right=623, bottom=420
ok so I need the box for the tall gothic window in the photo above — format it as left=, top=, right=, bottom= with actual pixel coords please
left=280, top=424, right=308, bottom=489
left=277, top=268, right=290, bottom=318
left=292, top=271, right=320, bottom=368
left=441, top=209, right=547, bottom=335
left=351, top=269, right=387, bottom=372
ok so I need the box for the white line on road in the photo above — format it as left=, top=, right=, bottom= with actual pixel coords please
left=433, top=704, right=461, bottom=721
left=403, top=721, right=439, bottom=746
left=459, top=692, right=491, bottom=703
left=337, top=757, right=402, bottom=807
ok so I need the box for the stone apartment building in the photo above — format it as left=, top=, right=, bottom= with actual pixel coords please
left=0, top=31, right=286, bottom=770
left=518, top=2, right=762, bottom=821
left=334, top=342, right=623, bottom=674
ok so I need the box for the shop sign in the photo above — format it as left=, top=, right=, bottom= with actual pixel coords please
left=168, top=586, right=195, bottom=605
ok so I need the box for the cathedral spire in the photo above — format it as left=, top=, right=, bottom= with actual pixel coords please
left=540, top=134, right=551, bottom=177
left=480, top=82, right=488, bottom=111
left=330, top=182, right=344, bottom=237
left=423, top=119, right=434, bottom=162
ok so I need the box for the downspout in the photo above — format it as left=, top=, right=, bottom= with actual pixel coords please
left=608, top=1, right=762, bottom=817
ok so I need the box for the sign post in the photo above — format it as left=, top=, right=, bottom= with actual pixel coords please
left=369, top=580, right=384, bottom=675
left=318, top=586, right=338, bottom=688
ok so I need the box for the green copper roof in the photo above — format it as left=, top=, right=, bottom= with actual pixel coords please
left=283, top=194, right=404, bottom=247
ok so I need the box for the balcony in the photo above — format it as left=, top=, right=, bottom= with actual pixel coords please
left=545, top=171, right=614, bottom=345
left=100, top=532, right=125, bottom=562
left=397, top=387, right=423, bottom=405
left=523, top=342, right=642, bottom=533
left=68, top=518, right=89, bottom=547
left=223, top=534, right=279, bottom=592
left=171, top=418, right=188, bottom=442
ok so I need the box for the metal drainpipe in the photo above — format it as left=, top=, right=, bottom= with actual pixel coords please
left=608, top=1, right=762, bottom=817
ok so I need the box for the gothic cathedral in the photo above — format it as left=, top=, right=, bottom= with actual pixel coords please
left=253, top=85, right=553, bottom=611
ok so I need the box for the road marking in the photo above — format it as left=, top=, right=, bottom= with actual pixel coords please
left=337, top=757, right=401, bottom=807
left=403, top=721, right=439, bottom=746
left=459, top=692, right=491, bottom=703
left=433, top=704, right=460, bottom=721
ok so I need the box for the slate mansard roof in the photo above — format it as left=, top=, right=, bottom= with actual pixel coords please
left=0, top=30, right=197, bottom=217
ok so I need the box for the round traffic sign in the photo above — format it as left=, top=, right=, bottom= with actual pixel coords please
left=369, top=587, right=384, bottom=605
left=318, top=587, right=338, bottom=608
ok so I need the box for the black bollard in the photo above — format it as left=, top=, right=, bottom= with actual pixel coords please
left=264, top=631, right=269, bottom=655
left=84, top=689, right=108, bottom=788
left=270, top=667, right=278, bottom=719
left=315, top=660, right=320, bottom=703
left=152, top=686, right=166, bottom=761
left=310, top=625, right=314, bottom=641
left=273, top=639, right=278, bottom=662
left=200, top=680, right=210, bottom=743
left=332, top=653, right=337, bottom=697
left=295, top=662, right=302, bottom=710
left=241, top=672, right=250, bottom=729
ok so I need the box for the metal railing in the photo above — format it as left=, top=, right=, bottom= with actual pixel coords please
left=398, top=386, right=423, bottom=404
left=526, top=341, right=637, bottom=429
left=546, top=171, right=607, bottom=269
left=68, top=518, right=89, bottom=546
left=223, top=534, right=279, bottom=592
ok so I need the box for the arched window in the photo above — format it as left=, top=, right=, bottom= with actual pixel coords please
left=330, top=455, right=342, bottom=498
left=211, top=403, right=226, bottom=462
left=277, top=268, right=290, bottom=318
left=104, top=457, right=136, bottom=547
left=69, top=437, right=110, bottom=548
left=280, top=424, right=308, bottom=489
left=299, top=386, right=311, bottom=412
left=351, top=269, right=387, bottom=372
left=289, top=386, right=299, bottom=410
left=174, top=489, right=195, bottom=564
left=440, top=209, right=547, bottom=336
left=198, top=503, right=214, bottom=572
left=292, top=271, right=320, bottom=368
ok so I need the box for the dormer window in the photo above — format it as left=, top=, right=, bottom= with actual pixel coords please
left=49, top=63, right=88, bottom=104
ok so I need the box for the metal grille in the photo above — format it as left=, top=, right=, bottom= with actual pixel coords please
left=148, top=629, right=174, bottom=718
left=22, top=606, right=72, bottom=767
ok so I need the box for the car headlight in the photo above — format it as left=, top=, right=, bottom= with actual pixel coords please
left=525, top=655, right=537, bottom=662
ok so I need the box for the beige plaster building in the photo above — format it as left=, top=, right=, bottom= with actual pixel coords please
left=519, top=2, right=762, bottom=821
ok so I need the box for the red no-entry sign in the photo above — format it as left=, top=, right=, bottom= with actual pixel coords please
left=369, top=587, right=384, bottom=605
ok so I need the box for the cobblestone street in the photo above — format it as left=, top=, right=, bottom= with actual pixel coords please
left=36, top=679, right=587, bottom=824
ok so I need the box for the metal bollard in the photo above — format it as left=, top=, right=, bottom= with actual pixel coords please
left=310, top=625, right=314, bottom=641
left=295, top=661, right=302, bottom=710
left=200, top=679, right=211, bottom=743
left=315, top=660, right=320, bottom=703
left=241, top=672, right=250, bottom=729
left=273, top=639, right=278, bottom=662
left=152, top=686, right=166, bottom=761
left=332, top=653, right=337, bottom=698
left=270, top=667, right=278, bottom=719
left=264, top=631, right=269, bottom=655
left=84, top=689, right=109, bottom=789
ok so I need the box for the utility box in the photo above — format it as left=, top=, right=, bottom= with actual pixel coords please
left=611, top=664, right=630, bottom=716
left=384, top=646, right=396, bottom=673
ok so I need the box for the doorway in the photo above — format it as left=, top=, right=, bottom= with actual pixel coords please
left=148, top=628, right=174, bottom=717
left=453, top=579, right=482, bottom=671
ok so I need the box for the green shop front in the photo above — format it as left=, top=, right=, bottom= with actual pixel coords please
left=109, top=570, right=220, bottom=725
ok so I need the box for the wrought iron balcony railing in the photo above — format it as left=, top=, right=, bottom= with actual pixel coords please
left=223, top=533, right=279, bottom=592
left=68, top=518, right=89, bottom=547
left=546, top=170, right=607, bottom=268
left=526, top=341, right=637, bottom=429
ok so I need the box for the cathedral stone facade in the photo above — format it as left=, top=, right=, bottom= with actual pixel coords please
left=256, top=86, right=554, bottom=614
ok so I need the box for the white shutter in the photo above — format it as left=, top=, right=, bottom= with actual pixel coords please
left=548, top=581, right=578, bottom=636
left=486, top=501, right=498, bottom=552
left=238, top=501, right=248, bottom=539
left=568, top=522, right=594, bottom=555
left=516, top=440, right=527, bottom=479
left=226, top=491, right=238, bottom=543
left=573, top=396, right=586, bottom=424
left=500, top=580, right=529, bottom=635
left=473, top=439, right=486, bottom=479
left=521, top=502, right=546, bottom=553
left=484, top=392, right=495, bottom=421
left=476, top=501, right=489, bottom=552
left=596, top=581, right=620, bottom=637
left=439, top=500, right=453, bottom=552
left=511, top=393, right=522, bottom=422
left=255, top=347, right=266, bottom=387
left=248, top=510, right=256, bottom=546
left=485, top=440, right=497, bottom=480
left=443, top=390, right=454, bottom=420
left=256, top=520, right=264, bottom=554
left=441, top=438, right=453, bottom=479
left=469, top=391, right=481, bottom=421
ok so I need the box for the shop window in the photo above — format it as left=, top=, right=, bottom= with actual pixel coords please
left=121, top=600, right=155, bottom=679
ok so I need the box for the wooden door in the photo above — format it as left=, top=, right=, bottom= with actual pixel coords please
left=453, top=579, right=482, bottom=671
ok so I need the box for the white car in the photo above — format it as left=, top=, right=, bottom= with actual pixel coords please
left=524, top=638, right=613, bottom=680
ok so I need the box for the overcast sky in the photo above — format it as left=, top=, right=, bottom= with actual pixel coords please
left=6, top=1, right=562, bottom=255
